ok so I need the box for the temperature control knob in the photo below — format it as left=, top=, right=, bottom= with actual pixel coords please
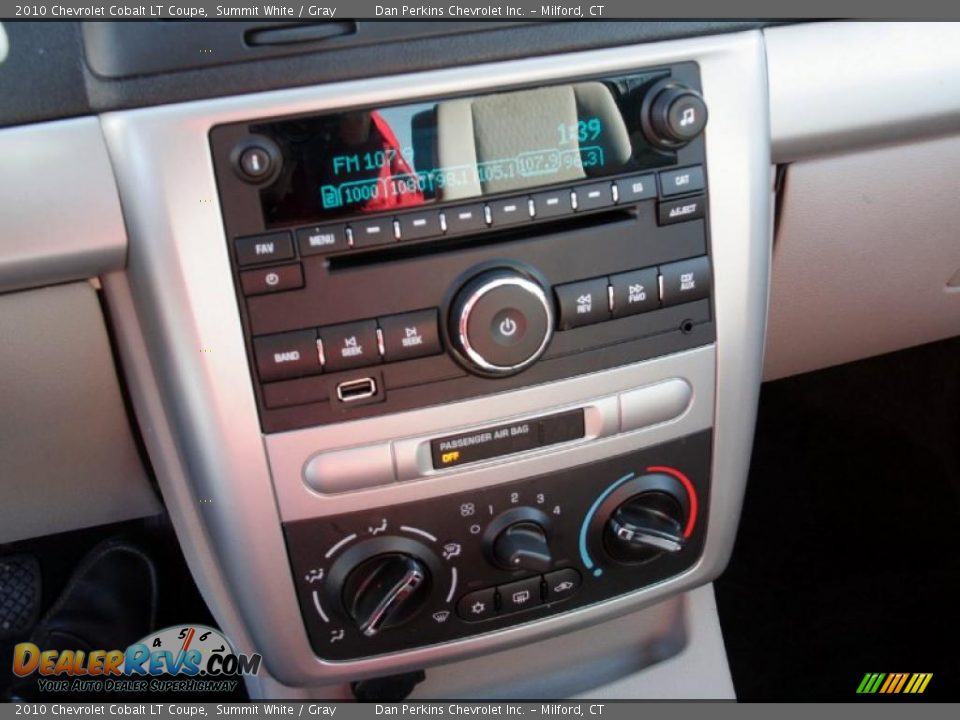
left=342, top=553, right=431, bottom=637
left=641, top=79, right=708, bottom=149
left=605, top=491, right=686, bottom=563
left=449, top=269, right=554, bottom=377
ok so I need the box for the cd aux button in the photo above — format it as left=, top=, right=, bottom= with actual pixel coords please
left=660, top=256, right=711, bottom=307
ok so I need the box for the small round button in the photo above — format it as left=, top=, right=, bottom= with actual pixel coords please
left=239, top=146, right=273, bottom=179
left=642, top=80, right=708, bottom=149
left=450, top=269, right=553, bottom=376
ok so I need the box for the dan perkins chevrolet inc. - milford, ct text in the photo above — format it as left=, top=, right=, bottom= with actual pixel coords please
left=31, top=3, right=605, bottom=17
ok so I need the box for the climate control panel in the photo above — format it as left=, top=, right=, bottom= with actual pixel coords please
left=283, top=431, right=711, bottom=660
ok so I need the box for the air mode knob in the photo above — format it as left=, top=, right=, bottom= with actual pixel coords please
left=641, top=79, right=708, bottom=150
left=341, top=553, right=431, bottom=637
left=449, top=269, right=554, bottom=377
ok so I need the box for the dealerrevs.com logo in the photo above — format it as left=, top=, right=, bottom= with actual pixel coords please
left=12, top=625, right=261, bottom=694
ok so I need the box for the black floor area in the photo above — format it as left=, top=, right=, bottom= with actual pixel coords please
left=715, top=337, right=960, bottom=701
left=0, top=517, right=247, bottom=701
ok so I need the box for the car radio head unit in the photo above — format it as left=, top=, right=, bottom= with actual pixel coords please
left=210, top=62, right=713, bottom=437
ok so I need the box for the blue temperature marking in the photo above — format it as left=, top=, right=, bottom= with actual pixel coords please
left=579, top=472, right=635, bottom=577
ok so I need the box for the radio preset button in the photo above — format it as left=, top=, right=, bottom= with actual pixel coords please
left=487, top=197, right=530, bottom=226
left=657, top=194, right=706, bottom=225
left=240, top=263, right=303, bottom=296
left=235, top=231, right=294, bottom=266
left=554, top=277, right=610, bottom=330
left=253, top=329, right=321, bottom=383
left=573, top=182, right=614, bottom=212
left=296, top=225, right=349, bottom=256
left=531, top=189, right=574, bottom=219
left=318, top=320, right=382, bottom=372
left=614, top=175, right=657, bottom=203
left=659, top=166, right=705, bottom=197
left=445, top=204, right=488, bottom=234
left=610, top=268, right=660, bottom=318
left=398, top=212, right=443, bottom=241
left=350, top=219, right=394, bottom=248
left=660, top=256, right=711, bottom=307
left=378, top=309, right=442, bottom=362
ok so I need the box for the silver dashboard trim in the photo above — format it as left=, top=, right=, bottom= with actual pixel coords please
left=100, top=30, right=770, bottom=686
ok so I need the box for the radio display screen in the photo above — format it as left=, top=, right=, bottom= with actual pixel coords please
left=254, top=71, right=674, bottom=227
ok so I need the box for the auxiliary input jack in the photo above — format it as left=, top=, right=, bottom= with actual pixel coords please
left=680, top=319, right=695, bottom=334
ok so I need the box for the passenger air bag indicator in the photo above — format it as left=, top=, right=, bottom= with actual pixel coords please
left=430, top=410, right=585, bottom=469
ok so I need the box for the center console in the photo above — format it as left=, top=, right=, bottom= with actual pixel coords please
left=101, top=30, right=771, bottom=690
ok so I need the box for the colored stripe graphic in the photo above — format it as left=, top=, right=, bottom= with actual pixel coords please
left=857, top=672, right=932, bottom=694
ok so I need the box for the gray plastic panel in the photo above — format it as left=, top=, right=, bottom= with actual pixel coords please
left=766, top=22, right=960, bottom=162
left=0, top=283, right=161, bottom=543
left=100, top=31, right=770, bottom=685
left=0, top=117, right=127, bottom=293
left=765, top=133, right=960, bottom=380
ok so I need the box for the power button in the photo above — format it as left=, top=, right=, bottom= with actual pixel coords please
left=450, top=270, right=554, bottom=376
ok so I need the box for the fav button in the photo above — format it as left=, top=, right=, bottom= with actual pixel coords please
left=610, top=268, right=660, bottom=318
left=497, top=577, right=543, bottom=614
left=457, top=588, right=497, bottom=622
left=318, top=320, right=382, bottom=372
left=240, top=263, right=303, bottom=296
left=252, top=329, right=321, bottom=383
left=659, top=166, right=705, bottom=197
left=235, top=231, right=294, bottom=266
left=660, top=256, right=712, bottom=307
left=554, top=277, right=610, bottom=330
left=378, top=309, right=442, bottom=362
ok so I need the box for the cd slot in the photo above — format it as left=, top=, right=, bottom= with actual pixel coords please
left=327, top=208, right=637, bottom=271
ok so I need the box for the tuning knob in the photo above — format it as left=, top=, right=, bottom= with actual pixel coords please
left=341, top=553, right=431, bottom=637
left=641, top=79, right=708, bottom=150
left=449, top=269, right=553, bottom=377
left=605, top=491, right=686, bottom=563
